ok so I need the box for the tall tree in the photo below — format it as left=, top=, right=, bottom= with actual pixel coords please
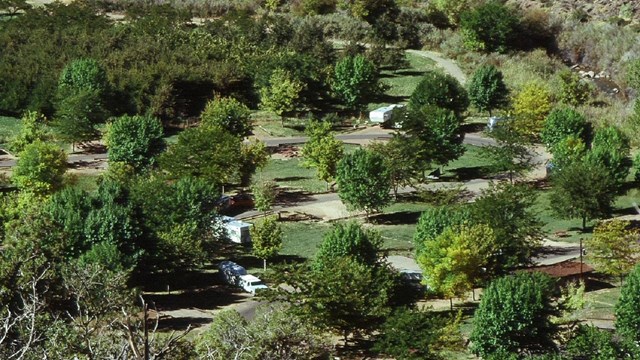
left=251, top=180, right=278, bottom=214
left=470, top=272, right=558, bottom=358
left=409, top=71, right=469, bottom=118
left=8, top=111, right=49, bottom=154
left=369, top=135, right=419, bottom=199
left=200, top=96, right=252, bottom=138
left=586, top=125, right=631, bottom=188
left=470, top=182, right=542, bottom=273
left=336, top=148, right=391, bottom=216
left=550, top=160, right=616, bottom=232
left=332, top=55, right=383, bottom=112
left=616, top=264, right=640, bottom=343
left=587, top=220, right=640, bottom=284
left=540, top=107, right=589, bottom=150
left=301, top=120, right=344, bottom=187
left=418, top=224, right=497, bottom=303
left=158, top=126, right=242, bottom=184
left=259, top=69, right=304, bottom=125
left=104, top=114, right=165, bottom=170
left=12, top=140, right=67, bottom=195
left=239, top=139, right=269, bottom=187
left=482, top=122, right=535, bottom=183
left=314, top=221, right=383, bottom=271
left=460, top=1, right=519, bottom=53
left=413, top=205, right=472, bottom=255
left=468, top=65, right=509, bottom=116
left=251, top=216, right=283, bottom=271
left=512, top=82, right=552, bottom=139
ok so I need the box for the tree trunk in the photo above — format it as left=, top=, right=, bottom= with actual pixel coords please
left=582, top=215, right=587, bottom=233
left=263, top=258, right=267, bottom=271
left=449, top=298, right=453, bottom=311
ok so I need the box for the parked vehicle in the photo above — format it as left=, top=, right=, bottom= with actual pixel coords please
left=218, top=260, right=247, bottom=286
left=214, top=195, right=232, bottom=212
left=231, top=193, right=254, bottom=209
left=487, top=116, right=507, bottom=131
left=238, top=274, right=268, bottom=295
left=221, top=216, right=252, bottom=244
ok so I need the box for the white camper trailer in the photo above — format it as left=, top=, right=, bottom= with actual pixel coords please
left=369, top=104, right=403, bottom=124
left=221, top=216, right=252, bottom=244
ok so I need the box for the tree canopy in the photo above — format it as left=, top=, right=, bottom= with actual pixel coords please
left=460, top=1, right=519, bottom=53
left=336, top=148, right=391, bottom=215
left=104, top=114, right=165, bottom=170
left=200, top=96, right=252, bottom=138
left=468, top=64, right=509, bottom=116
left=12, top=140, right=67, bottom=195
left=409, top=71, right=469, bottom=118
left=332, top=54, right=383, bottom=111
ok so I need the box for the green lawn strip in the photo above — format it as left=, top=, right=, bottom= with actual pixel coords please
left=572, top=287, right=620, bottom=321
left=442, top=144, right=494, bottom=180
left=256, top=157, right=327, bottom=193
left=252, top=110, right=306, bottom=137
left=279, top=221, right=332, bottom=260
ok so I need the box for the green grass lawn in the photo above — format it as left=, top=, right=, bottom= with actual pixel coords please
left=252, top=110, right=306, bottom=138
left=256, top=157, right=327, bottom=193
left=442, top=145, right=494, bottom=181
left=280, top=221, right=332, bottom=260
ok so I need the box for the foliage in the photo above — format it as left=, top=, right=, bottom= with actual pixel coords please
left=251, top=180, right=277, bottom=213
left=626, top=58, right=640, bottom=91
left=470, top=272, right=558, bottom=358
left=369, top=135, right=419, bottom=199
left=418, top=224, right=496, bottom=299
left=468, top=65, right=509, bottom=116
left=459, top=1, right=519, bottom=53
left=195, top=304, right=328, bottom=360
left=251, top=216, right=283, bottom=270
left=8, top=111, right=49, bottom=154
left=565, top=325, right=621, bottom=360
left=541, top=107, right=589, bottom=150
left=557, top=70, right=592, bottom=106
left=57, top=58, right=109, bottom=98
left=332, top=54, right=383, bottom=111
left=512, top=82, right=552, bottom=138
left=104, top=114, right=165, bottom=170
left=587, top=220, right=640, bottom=282
left=409, top=71, right=469, bottom=118
left=616, top=264, right=640, bottom=343
left=470, top=182, right=542, bottom=273
left=301, top=120, right=344, bottom=185
left=314, top=221, right=383, bottom=271
left=586, top=125, right=631, bottom=188
left=259, top=68, right=304, bottom=119
left=549, top=135, right=587, bottom=170
left=550, top=160, right=616, bottom=231
left=413, top=205, right=471, bottom=255
left=431, top=0, right=481, bottom=26
left=239, top=139, right=269, bottom=186
left=373, top=307, right=448, bottom=360
left=54, top=89, right=108, bottom=147
left=336, top=148, right=391, bottom=215
left=200, top=96, right=252, bottom=138
left=158, top=126, right=241, bottom=184
left=12, top=141, right=67, bottom=195
left=482, top=122, right=535, bottom=183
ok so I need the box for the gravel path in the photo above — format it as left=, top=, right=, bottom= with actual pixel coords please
left=407, top=49, right=467, bottom=85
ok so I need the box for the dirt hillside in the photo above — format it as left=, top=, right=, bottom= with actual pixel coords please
left=509, top=0, right=640, bottom=22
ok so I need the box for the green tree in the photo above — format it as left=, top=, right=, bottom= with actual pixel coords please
left=586, top=125, right=631, bottom=188
left=0, top=0, right=30, bottom=17
left=512, top=82, right=552, bottom=138
left=158, top=126, right=241, bottom=184
left=413, top=205, right=471, bottom=255
left=587, top=220, right=640, bottom=284
left=104, top=114, right=165, bottom=170
left=565, top=325, right=621, bottom=360
left=336, top=148, right=391, bottom=216
left=549, top=135, right=588, bottom=170
left=200, top=96, right=252, bottom=138
left=315, top=221, right=382, bottom=270
left=550, top=160, right=616, bottom=231
left=468, top=65, right=509, bottom=116
left=239, top=139, right=269, bottom=187
left=460, top=1, right=519, bottom=53
left=251, top=216, right=283, bottom=271
left=251, top=180, right=277, bottom=213
left=482, top=122, right=535, bottom=183
left=616, top=264, right=640, bottom=343
left=12, top=140, right=67, bottom=195
left=418, top=224, right=497, bottom=303
left=195, top=305, right=328, bottom=360
left=9, top=111, right=49, bottom=154
left=470, top=272, right=558, bottom=358
left=369, top=135, right=419, bottom=199
left=557, top=70, right=592, bottom=106
left=373, top=307, right=448, bottom=360
left=431, top=0, right=481, bottom=26
left=470, top=182, right=542, bottom=273
left=409, top=71, right=469, bottom=118
left=301, top=120, right=344, bottom=187
left=540, top=107, right=589, bottom=149
left=259, top=69, right=304, bottom=124
left=332, top=55, right=383, bottom=111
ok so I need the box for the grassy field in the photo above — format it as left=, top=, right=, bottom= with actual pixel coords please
left=279, top=221, right=332, bottom=260
left=256, top=157, right=327, bottom=193
left=442, top=145, right=494, bottom=181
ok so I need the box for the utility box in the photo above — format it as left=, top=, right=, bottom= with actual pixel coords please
left=221, top=216, right=252, bottom=244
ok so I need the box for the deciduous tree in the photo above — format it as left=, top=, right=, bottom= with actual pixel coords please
left=314, top=221, right=382, bottom=271
left=301, top=120, right=344, bottom=186
left=541, top=107, right=589, bottom=149
left=104, top=114, right=165, bottom=170
left=512, top=82, right=552, bottom=138
left=616, top=264, right=640, bottom=343
left=460, top=1, right=519, bottom=53
left=239, top=139, right=269, bottom=186
left=332, top=55, right=383, bottom=111
left=409, top=71, right=469, bottom=118
left=259, top=69, right=304, bottom=124
left=336, top=148, right=391, bottom=216
left=468, top=65, right=509, bottom=116
left=251, top=216, right=283, bottom=270
left=482, top=122, right=535, bottom=183
left=586, top=125, right=631, bottom=188
left=470, top=272, right=558, bottom=358
left=12, top=140, right=67, bottom=195
left=201, top=96, right=252, bottom=138
left=557, top=70, right=592, bottom=106
left=9, top=111, right=49, bottom=154
left=587, top=220, right=640, bottom=283
left=413, top=205, right=471, bottom=255
left=251, top=180, right=277, bottom=213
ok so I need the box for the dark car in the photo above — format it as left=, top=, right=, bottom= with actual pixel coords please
left=231, top=193, right=254, bottom=209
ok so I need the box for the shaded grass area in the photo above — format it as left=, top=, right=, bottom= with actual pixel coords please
left=368, top=52, right=436, bottom=111
left=442, top=145, right=494, bottom=181
left=252, top=110, right=306, bottom=138
left=256, top=157, right=327, bottom=193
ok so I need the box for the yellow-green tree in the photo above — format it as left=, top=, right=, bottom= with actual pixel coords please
left=417, top=224, right=497, bottom=306
left=512, top=82, right=552, bottom=138
left=260, top=68, right=304, bottom=125
left=251, top=216, right=283, bottom=271
left=587, top=220, right=640, bottom=284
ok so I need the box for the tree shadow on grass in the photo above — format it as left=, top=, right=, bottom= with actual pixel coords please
left=376, top=93, right=408, bottom=105
left=275, top=189, right=315, bottom=206
left=613, top=206, right=637, bottom=216
left=461, top=123, right=487, bottom=133
left=369, top=211, right=422, bottom=225
left=144, top=286, right=245, bottom=312
left=446, top=165, right=493, bottom=181
left=138, top=270, right=222, bottom=293
left=274, top=176, right=309, bottom=182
